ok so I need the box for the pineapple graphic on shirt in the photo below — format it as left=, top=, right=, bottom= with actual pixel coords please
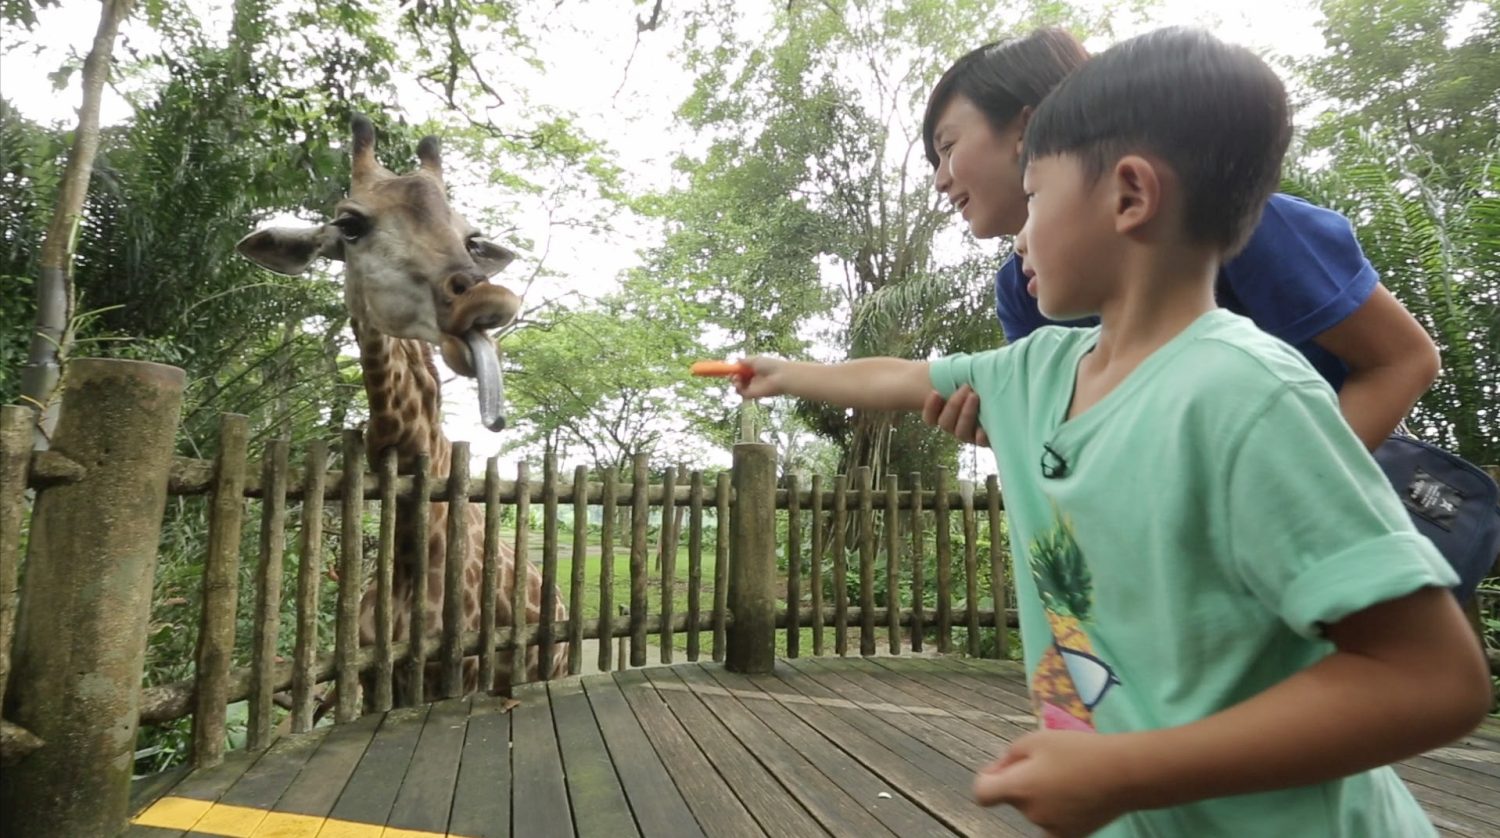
left=1029, top=515, right=1120, bottom=732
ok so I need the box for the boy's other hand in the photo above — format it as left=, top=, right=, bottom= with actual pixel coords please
left=734, top=356, right=788, bottom=400
left=923, top=385, right=989, bottom=446
left=973, top=730, right=1129, bottom=837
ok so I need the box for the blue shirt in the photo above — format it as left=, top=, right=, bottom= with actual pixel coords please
left=995, top=193, right=1380, bottom=390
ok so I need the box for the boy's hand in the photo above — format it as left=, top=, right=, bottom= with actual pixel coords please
left=973, top=731, right=1131, bottom=837
left=923, top=385, right=989, bottom=446
left=733, top=356, right=789, bottom=399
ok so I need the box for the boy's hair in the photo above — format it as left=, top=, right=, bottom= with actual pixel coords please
left=922, top=28, right=1090, bottom=168
left=1021, top=27, right=1292, bottom=256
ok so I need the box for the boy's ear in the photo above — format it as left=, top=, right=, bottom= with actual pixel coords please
left=1111, top=155, right=1162, bottom=236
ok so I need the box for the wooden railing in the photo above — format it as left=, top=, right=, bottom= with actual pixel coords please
left=123, top=435, right=1018, bottom=739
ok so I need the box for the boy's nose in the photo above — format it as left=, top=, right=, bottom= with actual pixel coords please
left=1015, top=222, right=1030, bottom=257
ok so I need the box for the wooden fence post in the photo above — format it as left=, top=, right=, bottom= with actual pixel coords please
left=0, top=359, right=184, bottom=838
left=726, top=443, right=776, bottom=674
left=192, top=413, right=251, bottom=767
left=0, top=406, right=33, bottom=709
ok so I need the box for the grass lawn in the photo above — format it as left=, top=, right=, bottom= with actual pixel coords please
left=536, top=542, right=717, bottom=655
left=525, top=535, right=1016, bottom=660
left=533, top=542, right=829, bottom=656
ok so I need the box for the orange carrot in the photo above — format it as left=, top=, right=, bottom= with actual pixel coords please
left=691, top=360, right=752, bottom=378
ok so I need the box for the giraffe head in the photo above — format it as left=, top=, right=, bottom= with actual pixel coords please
left=236, top=115, right=520, bottom=428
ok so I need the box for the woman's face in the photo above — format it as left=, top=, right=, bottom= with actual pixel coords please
left=930, top=94, right=1028, bottom=239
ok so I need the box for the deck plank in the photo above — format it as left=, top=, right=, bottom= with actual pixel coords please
left=612, top=668, right=759, bottom=837
left=796, top=657, right=1011, bottom=763
left=624, top=667, right=825, bottom=836
left=386, top=698, right=470, bottom=833
left=915, top=656, right=1037, bottom=717
left=447, top=695, right=514, bottom=838
left=855, top=657, right=1036, bottom=743
left=122, top=657, right=1500, bottom=838
left=511, top=681, right=574, bottom=838
left=843, top=660, right=1029, bottom=748
left=655, top=664, right=896, bottom=837
left=192, top=728, right=330, bottom=836
left=1401, top=779, right=1499, bottom=838
left=1407, top=753, right=1500, bottom=803
left=549, top=678, right=641, bottom=837
left=1398, top=758, right=1500, bottom=805
left=248, top=711, right=382, bottom=837
left=1422, top=742, right=1500, bottom=781
left=323, top=705, right=430, bottom=835
left=757, top=662, right=1028, bottom=837
left=128, top=750, right=264, bottom=837
left=1400, top=772, right=1500, bottom=831
left=131, top=764, right=193, bottom=818
left=784, top=657, right=1001, bottom=773
left=697, top=663, right=959, bottom=837
left=580, top=673, right=705, bottom=836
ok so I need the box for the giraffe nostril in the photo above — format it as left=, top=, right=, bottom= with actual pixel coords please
left=446, top=273, right=479, bottom=296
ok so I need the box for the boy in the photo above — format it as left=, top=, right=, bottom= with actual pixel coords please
left=735, top=28, right=1489, bottom=837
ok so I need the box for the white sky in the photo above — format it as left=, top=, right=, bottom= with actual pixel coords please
left=2, top=0, right=1330, bottom=480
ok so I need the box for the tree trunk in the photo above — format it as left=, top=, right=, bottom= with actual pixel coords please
left=18, top=0, right=138, bottom=450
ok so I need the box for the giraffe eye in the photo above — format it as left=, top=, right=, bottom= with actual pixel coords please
left=333, top=213, right=369, bottom=243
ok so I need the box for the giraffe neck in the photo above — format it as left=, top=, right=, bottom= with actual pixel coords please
left=351, top=318, right=452, bottom=474
left=352, top=318, right=452, bottom=587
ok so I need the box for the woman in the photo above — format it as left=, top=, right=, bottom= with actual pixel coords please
left=920, top=28, right=1439, bottom=450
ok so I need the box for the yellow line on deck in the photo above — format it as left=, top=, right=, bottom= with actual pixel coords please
left=132, top=796, right=464, bottom=837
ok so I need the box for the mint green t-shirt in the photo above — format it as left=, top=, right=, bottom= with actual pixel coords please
left=930, top=309, right=1455, bottom=837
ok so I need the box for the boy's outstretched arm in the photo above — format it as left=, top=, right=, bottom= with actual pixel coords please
left=736, top=357, right=932, bottom=412
left=974, top=586, right=1491, bottom=837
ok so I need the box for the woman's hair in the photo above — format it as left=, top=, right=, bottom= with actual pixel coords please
left=922, top=27, right=1090, bottom=167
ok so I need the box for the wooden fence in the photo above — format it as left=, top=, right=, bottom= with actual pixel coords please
left=107, top=431, right=1015, bottom=738
left=0, top=360, right=1019, bottom=827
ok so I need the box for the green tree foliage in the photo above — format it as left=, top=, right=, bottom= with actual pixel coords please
left=1285, top=141, right=1499, bottom=464
left=1300, top=0, right=1499, bottom=186
left=3, top=0, right=630, bottom=450
left=502, top=274, right=726, bottom=472
left=642, top=0, right=1107, bottom=481
left=1293, top=0, right=1499, bottom=463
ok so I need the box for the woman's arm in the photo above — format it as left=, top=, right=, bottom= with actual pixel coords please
left=1313, top=284, right=1440, bottom=450
left=922, top=385, right=988, bottom=446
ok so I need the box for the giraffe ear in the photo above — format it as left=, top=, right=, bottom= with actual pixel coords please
left=467, top=237, right=517, bottom=276
left=236, top=225, right=345, bottom=275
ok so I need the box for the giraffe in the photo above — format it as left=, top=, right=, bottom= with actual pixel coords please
left=235, top=114, right=568, bottom=705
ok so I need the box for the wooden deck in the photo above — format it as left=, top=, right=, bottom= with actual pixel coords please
left=127, top=656, right=1500, bottom=838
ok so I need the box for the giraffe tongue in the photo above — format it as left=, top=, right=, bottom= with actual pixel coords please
left=464, top=329, right=506, bottom=432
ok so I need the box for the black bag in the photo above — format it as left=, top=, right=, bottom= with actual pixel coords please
left=1373, top=432, right=1500, bottom=603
